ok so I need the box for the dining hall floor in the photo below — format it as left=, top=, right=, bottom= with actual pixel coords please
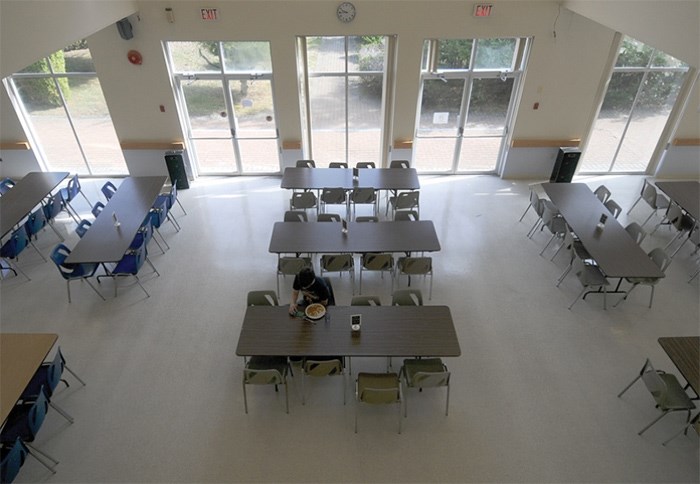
left=1, top=173, right=698, bottom=483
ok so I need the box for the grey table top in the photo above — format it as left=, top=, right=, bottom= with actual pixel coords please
left=543, top=183, right=664, bottom=279
left=0, top=172, right=69, bottom=238
left=269, top=220, right=440, bottom=254
left=236, top=305, right=460, bottom=357
left=655, top=181, right=699, bottom=220
left=65, top=176, right=166, bottom=264
left=281, top=167, right=420, bottom=190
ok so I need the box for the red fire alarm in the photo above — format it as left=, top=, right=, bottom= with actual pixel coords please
left=127, top=50, right=143, bottom=65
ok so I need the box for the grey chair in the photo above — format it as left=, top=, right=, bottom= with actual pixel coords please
left=296, top=159, right=316, bottom=168
left=389, top=160, right=410, bottom=169
left=567, top=256, right=609, bottom=310
left=302, top=357, right=346, bottom=405
left=318, top=213, right=341, bottom=222
left=247, top=290, right=279, bottom=306
left=391, top=289, right=423, bottom=306
left=555, top=225, right=593, bottom=286
left=359, top=253, right=394, bottom=294
left=284, top=210, right=308, bottom=222
left=320, top=254, right=355, bottom=295
left=290, top=191, right=317, bottom=214
left=527, top=198, right=552, bottom=238
left=663, top=413, right=700, bottom=446
left=320, top=188, right=347, bottom=214
left=243, top=356, right=292, bottom=414
left=538, top=203, right=567, bottom=257
left=400, top=358, right=450, bottom=417
left=328, top=162, right=348, bottom=168
left=658, top=204, right=696, bottom=255
left=351, top=295, right=381, bottom=306
left=355, top=372, right=402, bottom=434
left=395, top=256, right=433, bottom=300
left=604, top=199, right=623, bottom=219
left=356, top=162, right=376, bottom=169
left=350, top=187, right=378, bottom=219
left=356, top=216, right=379, bottom=222
left=276, top=257, right=312, bottom=297
left=618, top=358, right=695, bottom=435
left=614, top=248, right=671, bottom=308
left=624, top=222, right=647, bottom=245
left=519, top=187, right=543, bottom=222
left=387, top=191, right=420, bottom=218
left=593, top=185, right=612, bottom=203
left=394, top=210, right=419, bottom=221
left=627, top=179, right=669, bottom=226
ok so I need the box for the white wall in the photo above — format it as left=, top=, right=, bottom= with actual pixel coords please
left=1, top=0, right=698, bottom=179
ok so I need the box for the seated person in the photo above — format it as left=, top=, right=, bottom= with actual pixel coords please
left=289, top=267, right=329, bottom=315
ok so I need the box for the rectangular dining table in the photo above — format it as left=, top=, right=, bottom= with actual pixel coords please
left=236, top=305, right=460, bottom=357
left=0, top=333, right=58, bottom=423
left=658, top=336, right=699, bottom=395
left=0, top=171, right=69, bottom=238
left=269, top=220, right=440, bottom=254
left=65, top=176, right=166, bottom=264
left=655, top=181, right=700, bottom=220
left=542, top=183, right=664, bottom=279
left=281, top=167, right=420, bottom=191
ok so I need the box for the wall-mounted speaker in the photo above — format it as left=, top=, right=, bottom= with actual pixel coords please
left=116, top=18, right=133, bottom=40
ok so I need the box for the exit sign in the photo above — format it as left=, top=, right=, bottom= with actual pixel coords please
left=473, top=4, right=493, bottom=17
left=200, top=8, right=219, bottom=21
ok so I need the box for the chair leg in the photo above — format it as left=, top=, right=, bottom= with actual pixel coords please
left=49, top=400, right=74, bottom=423
left=519, top=203, right=532, bottom=222
left=26, top=447, right=57, bottom=473
left=64, top=364, right=87, bottom=386
left=284, top=379, right=289, bottom=414
left=445, top=383, right=450, bottom=416
left=84, top=278, right=106, bottom=301
left=568, top=287, right=587, bottom=310
left=626, top=196, right=642, bottom=215
left=26, top=442, right=59, bottom=467
left=617, top=374, right=641, bottom=398
left=145, top=257, right=160, bottom=276
left=638, top=410, right=670, bottom=435
left=614, top=283, right=638, bottom=308
left=46, top=220, right=65, bottom=241
left=648, top=285, right=655, bottom=309
left=176, top=199, right=187, bottom=216
left=243, top=378, right=249, bottom=414
left=557, top=263, right=573, bottom=286
left=28, top=240, right=48, bottom=262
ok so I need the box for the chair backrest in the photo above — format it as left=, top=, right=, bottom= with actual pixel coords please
left=639, top=359, right=668, bottom=397
left=114, top=241, right=147, bottom=275
left=66, top=175, right=81, bottom=200
left=0, top=438, right=27, bottom=483
left=394, top=210, right=419, bottom=221
left=389, top=160, right=410, bottom=169
left=304, top=358, right=343, bottom=377
left=244, top=368, right=285, bottom=385
left=24, top=208, right=47, bottom=238
left=0, top=177, right=16, bottom=195
left=50, top=244, right=92, bottom=280
left=398, top=256, right=432, bottom=275
left=351, top=295, right=381, bottom=306
left=296, top=159, right=316, bottom=168
left=318, top=213, right=341, bottom=222
left=321, top=254, right=354, bottom=272
left=277, top=257, right=311, bottom=276
left=284, top=210, right=308, bottom=222
left=356, top=162, right=376, bottom=169
left=75, top=219, right=92, bottom=238
left=648, top=248, right=671, bottom=273
left=43, top=193, right=64, bottom=220
left=50, top=243, right=70, bottom=267
left=362, top=253, right=394, bottom=271
left=1, top=227, right=30, bottom=259
left=593, top=185, right=611, bottom=203
left=92, top=201, right=106, bottom=218
left=392, top=289, right=423, bottom=306
left=641, top=182, right=658, bottom=207
left=356, top=216, right=379, bottom=222
left=290, top=191, right=317, bottom=209
left=320, top=188, right=346, bottom=204
left=624, top=222, right=646, bottom=244
left=101, top=181, right=118, bottom=200
left=394, top=191, right=419, bottom=210
left=328, top=162, right=348, bottom=168
left=27, top=386, right=50, bottom=439
left=351, top=187, right=376, bottom=203
left=247, top=290, right=279, bottom=306
left=357, top=373, right=400, bottom=404
left=604, top=199, right=622, bottom=218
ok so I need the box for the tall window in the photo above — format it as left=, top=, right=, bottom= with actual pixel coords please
left=414, top=38, right=528, bottom=173
left=581, top=36, right=689, bottom=173
left=4, top=40, right=127, bottom=175
left=167, top=41, right=280, bottom=175
left=299, top=36, right=389, bottom=165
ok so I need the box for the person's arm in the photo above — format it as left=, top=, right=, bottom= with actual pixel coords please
left=289, top=289, right=300, bottom=314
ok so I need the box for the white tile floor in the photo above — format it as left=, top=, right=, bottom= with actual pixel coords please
left=2, top=174, right=698, bottom=483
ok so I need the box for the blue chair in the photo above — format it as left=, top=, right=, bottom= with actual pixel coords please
left=41, top=193, right=65, bottom=241
left=20, top=347, right=86, bottom=424
left=100, top=181, right=118, bottom=201
left=0, top=227, right=31, bottom=280
left=23, top=208, right=48, bottom=261
left=164, top=183, right=186, bottom=216
left=0, top=177, right=16, bottom=195
left=1, top=437, right=56, bottom=481
left=154, top=192, right=181, bottom=231
left=50, top=244, right=104, bottom=303
left=59, top=175, right=92, bottom=223
left=75, top=219, right=92, bottom=238
left=149, top=197, right=179, bottom=250
left=98, top=237, right=153, bottom=298
left=91, top=201, right=105, bottom=218
left=0, top=387, right=59, bottom=473
left=128, top=223, right=161, bottom=275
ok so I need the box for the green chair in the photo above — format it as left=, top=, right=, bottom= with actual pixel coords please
left=613, top=248, right=671, bottom=309
left=355, top=372, right=402, bottom=434
left=391, top=289, right=423, bottom=306
left=359, top=253, right=394, bottom=294
left=400, top=358, right=451, bottom=417
left=243, top=356, right=292, bottom=414
left=395, top=257, right=433, bottom=300
left=617, top=359, right=696, bottom=435
left=662, top=413, right=700, bottom=446
left=320, top=254, right=355, bottom=295
left=247, top=290, right=278, bottom=306
left=301, top=357, right=346, bottom=405
left=351, top=295, right=381, bottom=306
left=276, top=256, right=312, bottom=298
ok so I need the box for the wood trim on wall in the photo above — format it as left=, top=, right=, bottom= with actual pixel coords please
left=393, top=139, right=413, bottom=150
left=672, top=138, right=700, bottom=146
left=282, top=140, right=302, bottom=150
left=0, top=142, right=30, bottom=150
left=511, top=139, right=581, bottom=148
left=120, top=141, right=185, bottom=150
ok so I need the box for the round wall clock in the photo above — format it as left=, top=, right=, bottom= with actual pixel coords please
left=337, top=2, right=356, bottom=23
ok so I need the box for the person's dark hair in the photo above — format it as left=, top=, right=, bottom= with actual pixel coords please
left=298, top=267, right=315, bottom=288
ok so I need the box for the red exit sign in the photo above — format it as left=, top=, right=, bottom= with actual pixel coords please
left=200, top=8, right=219, bottom=21
left=473, top=4, right=493, bottom=17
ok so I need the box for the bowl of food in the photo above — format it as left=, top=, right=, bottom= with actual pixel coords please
left=305, top=303, right=326, bottom=320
